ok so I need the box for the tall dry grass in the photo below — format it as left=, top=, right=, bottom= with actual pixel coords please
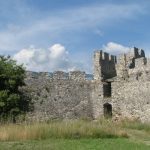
left=120, top=119, right=150, bottom=132
left=0, top=119, right=128, bottom=141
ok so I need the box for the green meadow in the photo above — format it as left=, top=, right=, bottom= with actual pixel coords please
left=0, top=119, right=149, bottom=150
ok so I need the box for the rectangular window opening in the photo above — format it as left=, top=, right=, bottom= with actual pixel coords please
left=103, top=82, right=111, bottom=98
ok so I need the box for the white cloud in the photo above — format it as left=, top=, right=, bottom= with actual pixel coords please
left=13, top=44, right=85, bottom=72
left=49, top=44, right=68, bottom=59
left=103, top=42, right=131, bottom=54
left=13, top=47, right=35, bottom=65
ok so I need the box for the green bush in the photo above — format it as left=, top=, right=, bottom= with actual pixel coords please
left=0, top=55, right=29, bottom=122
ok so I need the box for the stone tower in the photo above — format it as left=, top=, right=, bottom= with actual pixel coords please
left=94, top=50, right=117, bottom=81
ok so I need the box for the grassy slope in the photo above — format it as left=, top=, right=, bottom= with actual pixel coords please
left=0, top=138, right=150, bottom=150
left=0, top=120, right=149, bottom=150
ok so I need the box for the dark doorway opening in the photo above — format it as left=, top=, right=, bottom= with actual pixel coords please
left=103, top=103, right=112, bottom=118
left=103, top=82, right=111, bottom=97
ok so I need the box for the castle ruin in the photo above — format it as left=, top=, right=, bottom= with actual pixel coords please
left=25, top=47, right=150, bottom=122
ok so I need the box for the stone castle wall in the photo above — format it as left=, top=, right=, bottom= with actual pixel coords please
left=25, top=71, right=94, bottom=121
left=111, top=81, right=150, bottom=122
left=24, top=47, right=150, bottom=123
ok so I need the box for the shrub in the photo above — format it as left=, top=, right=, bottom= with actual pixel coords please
left=0, top=56, right=29, bottom=122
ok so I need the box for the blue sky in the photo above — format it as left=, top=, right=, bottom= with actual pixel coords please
left=0, top=0, right=150, bottom=73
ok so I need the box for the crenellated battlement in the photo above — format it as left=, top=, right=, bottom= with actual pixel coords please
left=53, top=71, right=69, bottom=80
left=94, top=47, right=148, bottom=81
left=26, top=70, right=88, bottom=80
left=125, top=47, right=145, bottom=61
left=69, top=71, right=85, bottom=80
left=94, top=50, right=117, bottom=80
left=133, top=47, right=145, bottom=58
left=94, top=50, right=116, bottom=63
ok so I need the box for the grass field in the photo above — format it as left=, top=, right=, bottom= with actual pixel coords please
left=0, top=119, right=149, bottom=150
left=0, top=138, right=150, bottom=150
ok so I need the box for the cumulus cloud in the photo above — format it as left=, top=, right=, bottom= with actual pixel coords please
left=103, top=42, right=131, bottom=54
left=14, top=44, right=69, bottom=72
left=13, top=44, right=86, bottom=72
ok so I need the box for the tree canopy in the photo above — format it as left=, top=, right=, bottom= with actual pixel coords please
left=0, top=56, right=27, bottom=122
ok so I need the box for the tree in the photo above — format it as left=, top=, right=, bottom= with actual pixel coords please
left=0, top=55, right=27, bottom=122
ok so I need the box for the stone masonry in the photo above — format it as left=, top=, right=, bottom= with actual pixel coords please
left=25, top=47, right=150, bottom=123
